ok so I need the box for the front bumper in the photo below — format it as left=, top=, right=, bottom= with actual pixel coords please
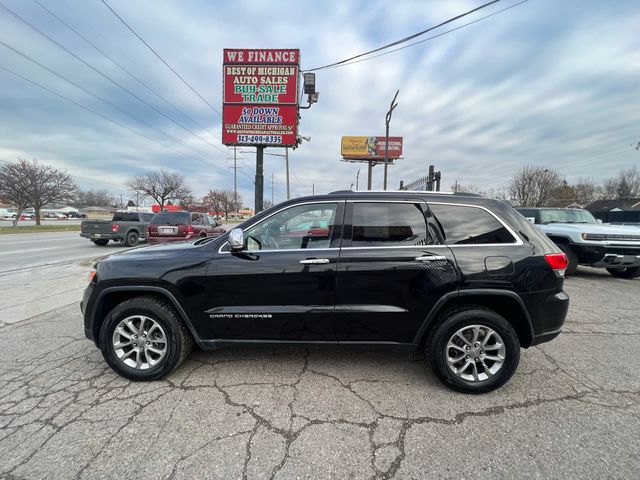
left=570, top=243, right=640, bottom=268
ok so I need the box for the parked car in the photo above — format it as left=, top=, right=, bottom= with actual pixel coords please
left=147, top=211, right=226, bottom=244
left=82, top=191, right=569, bottom=393
left=80, top=212, right=155, bottom=246
left=66, top=211, right=85, bottom=219
left=43, top=212, right=67, bottom=219
left=516, top=207, right=640, bottom=278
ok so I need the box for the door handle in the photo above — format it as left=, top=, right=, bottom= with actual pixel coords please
left=415, top=255, right=447, bottom=262
left=300, top=258, right=330, bottom=264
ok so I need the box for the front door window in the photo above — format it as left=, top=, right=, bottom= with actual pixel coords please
left=245, top=203, right=338, bottom=250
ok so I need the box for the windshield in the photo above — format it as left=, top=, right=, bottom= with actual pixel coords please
left=539, top=209, right=597, bottom=224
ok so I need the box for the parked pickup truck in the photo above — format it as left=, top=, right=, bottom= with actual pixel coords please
left=516, top=207, right=640, bottom=278
left=81, top=212, right=155, bottom=247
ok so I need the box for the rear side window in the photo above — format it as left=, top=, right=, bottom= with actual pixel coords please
left=112, top=212, right=140, bottom=222
left=429, top=204, right=516, bottom=245
left=351, top=202, right=430, bottom=247
left=151, top=212, right=189, bottom=225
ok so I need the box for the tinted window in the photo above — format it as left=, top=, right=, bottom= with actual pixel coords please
left=151, top=212, right=189, bottom=225
left=112, top=212, right=140, bottom=222
left=245, top=203, right=338, bottom=250
left=430, top=204, right=516, bottom=244
left=351, top=202, right=430, bottom=247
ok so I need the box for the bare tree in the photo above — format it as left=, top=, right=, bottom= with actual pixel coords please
left=601, top=178, right=618, bottom=200
left=450, top=181, right=483, bottom=195
left=572, top=177, right=598, bottom=206
left=202, top=189, right=240, bottom=218
left=14, top=159, right=77, bottom=225
left=126, top=170, right=191, bottom=211
left=0, top=159, right=34, bottom=227
left=616, top=165, right=640, bottom=199
left=75, top=189, right=115, bottom=207
left=509, top=166, right=564, bottom=207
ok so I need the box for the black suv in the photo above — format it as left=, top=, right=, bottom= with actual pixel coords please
left=81, top=191, right=569, bottom=393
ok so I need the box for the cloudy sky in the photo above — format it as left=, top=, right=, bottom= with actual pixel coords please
left=1, top=0, right=639, bottom=207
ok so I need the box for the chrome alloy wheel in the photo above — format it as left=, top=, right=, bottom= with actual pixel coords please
left=445, top=325, right=506, bottom=382
left=112, top=315, right=167, bottom=370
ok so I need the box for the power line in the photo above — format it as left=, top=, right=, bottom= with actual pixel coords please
left=0, top=1, right=225, bottom=155
left=0, top=64, right=228, bottom=174
left=322, top=0, right=530, bottom=70
left=99, top=0, right=222, bottom=117
left=0, top=39, right=226, bottom=168
left=305, top=0, right=501, bottom=72
left=31, top=0, right=216, bottom=139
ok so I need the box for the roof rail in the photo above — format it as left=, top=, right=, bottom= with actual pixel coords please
left=329, top=190, right=480, bottom=196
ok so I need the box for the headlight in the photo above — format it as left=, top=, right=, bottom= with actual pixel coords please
left=88, top=269, right=97, bottom=283
left=581, top=233, right=640, bottom=241
left=581, top=233, right=605, bottom=240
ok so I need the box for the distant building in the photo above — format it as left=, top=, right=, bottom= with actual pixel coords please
left=587, top=198, right=640, bottom=224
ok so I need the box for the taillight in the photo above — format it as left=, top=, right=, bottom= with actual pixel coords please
left=148, top=224, right=158, bottom=236
left=111, top=224, right=119, bottom=232
left=187, top=225, right=194, bottom=235
left=545, top=253, right=568, bottom=277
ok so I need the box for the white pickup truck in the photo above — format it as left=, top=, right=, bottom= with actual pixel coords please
left=515, top=208, right=640, bottom=278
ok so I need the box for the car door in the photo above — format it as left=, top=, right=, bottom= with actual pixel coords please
left=200, top=200, right=345, bottom=342
left=334, top=199, right=458, bottom=343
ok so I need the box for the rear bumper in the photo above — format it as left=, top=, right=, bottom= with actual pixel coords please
left=81, top=233, right=122, bottom=241
left=571, top=243, right=640, bottom=268
left=522, top=290, right=570, bottom=347
left=147, top=235, right=194, bottom=244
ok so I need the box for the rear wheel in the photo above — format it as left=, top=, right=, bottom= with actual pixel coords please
left=124, top=230, right=139, bottom=247
left=557, top=244, right=578, bottom=275
left=92, top=239, right=109, bottom=246
left=606, top=267, right=640, bottom=279
left=99, top=296, right=193, bottom=381
left=426, top=306, right=520, bottom=393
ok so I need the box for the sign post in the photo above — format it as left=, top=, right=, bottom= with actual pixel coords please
left=222, top=49, right=300, bottom=213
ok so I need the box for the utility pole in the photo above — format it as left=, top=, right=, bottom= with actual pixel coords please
left=285, top=147, right=290, bottom=200
left=255, top=147, right=264, bottom=213
left=367, top=162, right=373, bottom=189
left=356, top=169, right=360, bottom=190
left=383, top=89, right=400, bottom=190
left=312, top=184, right=315, bottom=195
left=232, top=147, right=238, bottom=212
left=271, top=173, right=274, bottom=204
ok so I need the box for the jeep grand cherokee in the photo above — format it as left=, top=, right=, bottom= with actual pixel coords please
left=81, top=191, right=569, bottom=393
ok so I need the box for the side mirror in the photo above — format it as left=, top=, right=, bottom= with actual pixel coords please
left=525, top=217, right=536, bottom=224
left=228, top=228, right=244, bottom=251
left=596, top=219, right=603, bottom=224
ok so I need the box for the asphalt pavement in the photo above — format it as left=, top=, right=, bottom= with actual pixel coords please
left=0, top=240, right=639, bottom=479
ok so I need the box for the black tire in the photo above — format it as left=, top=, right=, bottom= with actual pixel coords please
left=426, top=305, right=520, bottom=393
left=99, top=295, right=193, bottom=381
left=606, top=267, right=640, bottom=279
left=92, top=239, right=109, bottom=246
left=557, top=244, right=578, bottom=276
left=124, top=230, right=139, bottom=247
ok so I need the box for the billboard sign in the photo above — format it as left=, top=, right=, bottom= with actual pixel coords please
left=341, top=136, right=404, bottom=160
left=223, top=49, right=299, bottom=147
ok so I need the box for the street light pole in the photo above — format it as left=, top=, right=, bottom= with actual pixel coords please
left=255, top=147, right=264, bottom=213
left=356, top=169, right=360, bottom=190
left=383, top=89, right=399, bottom=191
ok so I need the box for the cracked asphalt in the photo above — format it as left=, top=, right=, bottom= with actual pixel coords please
left=1, top=267, right=639, bottom=479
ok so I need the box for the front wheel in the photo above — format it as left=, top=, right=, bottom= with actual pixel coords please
left=426, top=306, right=520, bottom=393
left=606, top=267, right=640, bottom=279
left=99, top=296, right=193, bottom=381
left=92, top=239, right=109, bottom=246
